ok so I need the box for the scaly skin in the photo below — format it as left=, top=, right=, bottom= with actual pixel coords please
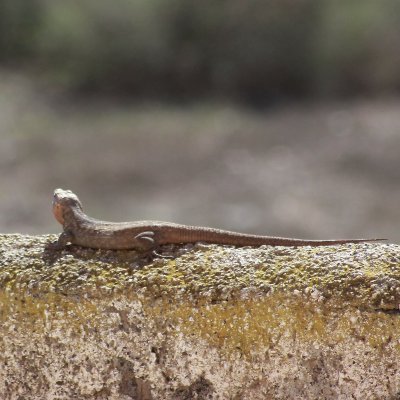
left=52, top=189, right=385, bottom=251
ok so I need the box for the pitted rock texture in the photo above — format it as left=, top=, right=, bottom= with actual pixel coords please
left=0, top=234, right=400, bottom=399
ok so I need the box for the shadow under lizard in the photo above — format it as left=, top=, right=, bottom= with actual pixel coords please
left=52, top=189, right=385, bottom=252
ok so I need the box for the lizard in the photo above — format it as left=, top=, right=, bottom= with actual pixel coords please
left=52, top=188, right=386, bottom=252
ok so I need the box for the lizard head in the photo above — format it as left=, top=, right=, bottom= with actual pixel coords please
left=53, top=188, right=83, bottom=225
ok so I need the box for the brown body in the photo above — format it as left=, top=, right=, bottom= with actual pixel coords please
left=53, top=189, right=385, bottom=251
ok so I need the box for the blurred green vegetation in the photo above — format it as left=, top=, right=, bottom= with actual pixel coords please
left=2, top=0, right=400, bottom=102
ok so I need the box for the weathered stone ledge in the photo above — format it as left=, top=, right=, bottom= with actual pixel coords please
left=1, top=234, right=400, bottom=399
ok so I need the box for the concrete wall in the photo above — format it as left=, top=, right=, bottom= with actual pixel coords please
left=0, top=234, right=399, bottom=399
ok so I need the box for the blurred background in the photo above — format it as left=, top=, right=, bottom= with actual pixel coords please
left=1, top=0, right=400, bottom=242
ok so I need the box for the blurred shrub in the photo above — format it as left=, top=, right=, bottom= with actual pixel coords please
left=1, top=0, right=400, bottom=101
left=0, top=0, right=41, bottom=59
left=31, top=0, right=319, bottom=101
left=35, top=0, right=179, bottom=92
left=314, top=0, right=400, bottom=96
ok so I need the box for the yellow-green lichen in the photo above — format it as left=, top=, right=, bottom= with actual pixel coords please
left=2, top=287, right=399, bottom=359
left=142, top=294, right=400, bottom=356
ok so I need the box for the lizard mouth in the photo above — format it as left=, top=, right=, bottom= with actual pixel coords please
left=53, top=190, right=65, bottom=225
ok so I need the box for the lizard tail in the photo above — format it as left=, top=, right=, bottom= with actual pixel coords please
left=165, top=227, right=387, bottom=247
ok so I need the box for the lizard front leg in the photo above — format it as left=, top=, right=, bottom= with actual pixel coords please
left=54, top=230, right=74, bottom=249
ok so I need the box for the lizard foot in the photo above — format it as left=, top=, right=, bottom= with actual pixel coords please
left=151, top=249, right=174, bottom=259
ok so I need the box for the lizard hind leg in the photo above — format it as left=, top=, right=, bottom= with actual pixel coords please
left=134, top=231, right=156, bottom=252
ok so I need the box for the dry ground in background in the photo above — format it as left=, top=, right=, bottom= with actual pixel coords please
left=0, top=71, right=399, bottom=242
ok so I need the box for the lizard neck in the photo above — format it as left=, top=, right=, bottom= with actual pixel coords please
left=63, top=205, right=92, bottom=230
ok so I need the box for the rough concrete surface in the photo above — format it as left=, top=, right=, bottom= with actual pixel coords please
left=1, top=234, right=400, bottom=399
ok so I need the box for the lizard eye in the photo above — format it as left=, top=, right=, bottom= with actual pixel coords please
left=52, top=192, right=60, bottom=205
